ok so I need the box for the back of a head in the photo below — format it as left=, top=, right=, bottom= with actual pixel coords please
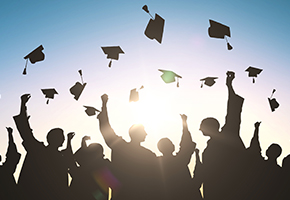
left=200, top=117, right=220, bottom=136
left=46, top=128, right=65, bottom=147
left=129, top=124, right=146, bottom=141
left=266, top=143, right=282, bottom=159
left=158, top=138, right=175, bottom=155
left=88, top=143, right=104, bottom=158
left=282, top=154, right=290, bottom=170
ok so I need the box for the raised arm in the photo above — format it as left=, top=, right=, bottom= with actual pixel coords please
left=13, top=94, right=36, bottom=142
left=97, top=94, right=120, bottom=148
left=247, top=122, right=262, bottom=159
left=222, top=71, right=244, bottom=138
left=177, top=114, right=196, bottom=163
left=4, top=127, right=21, bottom=174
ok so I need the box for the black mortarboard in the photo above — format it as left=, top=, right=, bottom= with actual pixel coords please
left=208, top=20, right=233, bottom=50
left=245, top=66, right=263, bottom=83
left=70, top=70, right=87, bottom=100
left=200, top=77, right=218, bottom=88
left=143, top=5, right=165, bottom=44
left=101, top=46, right=124, bottom=67
left=41, top=88, right=58, bottom=104
left=84, top=106, right=100, bottom=116
left=23, top=45, right=45, bottom=75
left=268, top=89, right=279, bottom=112
left=158, top=69, right=182, bottom=87
left=129, top=86, right=144, bottom=102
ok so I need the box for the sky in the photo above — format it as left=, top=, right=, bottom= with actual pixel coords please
left=1, top=0, right=290, bottom=182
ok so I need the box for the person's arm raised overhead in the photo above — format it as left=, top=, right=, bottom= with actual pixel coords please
left=4, top=127, right=21, bottom=174
left=97, top=94, right=120, bottom=148
left=248, top=122, right=262, bottom=159
left=13, top=94, right=36, bottom=143
left=222, top=71, right=245, bottom=140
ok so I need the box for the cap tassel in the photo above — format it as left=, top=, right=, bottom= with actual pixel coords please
left=23, top=59, right=28, bottom=75
left=46, top=99, right=49, bottom=104
left=253, top=78, right=255, bottom=83
left=225, top=37, right=233, bottom=50
left=78, top=70, right=84, bottom=84
left=142, top=5, right=154, bottom=19
left=270, top=89, right=276, bottom=99
left=177, top=78, right=179, bottom=87
left=108, top=60, right=112, bottom=68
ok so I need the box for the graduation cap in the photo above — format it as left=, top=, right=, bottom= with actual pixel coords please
left=200, top=77, right=218, bottom=88
left=142, top=5, right=165, bottom=44
left=83, top=106, right=100, bottom=116
left=158, top=69, right=182, bottom=87
left=245, top=66, right=263, bottom=83
left=41, top=88, right=58, bottom=104
left=268, top=89, right=279, bottom=112
left=101, top=46, right=124, bottom=67
left=70, top=70, right=87, bottom=100
left=208, top=20, right=233, bottom=50
left=23, top=45, right=45, bottom=75
left=129, top=86, right=144, bottom=102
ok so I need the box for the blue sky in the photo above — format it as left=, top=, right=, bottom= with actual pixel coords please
left=1, top=0, right=290, bottom=181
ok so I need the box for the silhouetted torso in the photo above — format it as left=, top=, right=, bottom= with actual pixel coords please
left=14, top=114, right=70, bottom=200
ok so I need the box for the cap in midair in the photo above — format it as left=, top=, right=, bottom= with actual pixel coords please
left=84, top=106, right=100, bottom=116
left=41, top=88, right=58, bottom=104
left=200, top=77, right=218, bottom=88
left=158, top=69, right=182, bottom=87
left=208, top=20, right=233, bottom=50
left=101, top=46, right=124, bottom=67
left=245, top=66, right=263, bottom=83
left=23, top=45, right=45, bottom=75
left=268, top=89, right=279, bottom=112
left=143, top=5, right=165, bottom=44
left=129, top=86, right=144, bottom=102
left=70, top=70, right=87, bottom=100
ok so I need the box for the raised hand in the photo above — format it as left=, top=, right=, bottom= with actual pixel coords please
left=67, top=132, right=75, bottom=141
left=226, top=71, right=235, bottom=86
left=101, top=94, right=108, bottom=104
left=254, top=121, right=261, bottom=128
left=180, top=114, right=187, bottom=122
left=21, top=94, right=31, bottom=104
left=82, top=135, right=91, bottom=141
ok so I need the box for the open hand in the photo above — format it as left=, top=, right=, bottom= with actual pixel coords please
left=21, top=94, right=31, bottom=104
left=67, top=132, right=75, bottom=140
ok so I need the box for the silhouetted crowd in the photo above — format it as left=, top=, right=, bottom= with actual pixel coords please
left=1, top=71, right=290, bottom=200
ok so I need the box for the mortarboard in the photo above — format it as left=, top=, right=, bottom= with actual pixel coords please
left=101, top=46, right=124, bottom=67
left=200, top=77, right=218, bottom=88
left=84, top=106, right=100, bottom=116
left=245, top=66, right=263, bottom=83
left=41, top=88, right=58, bottom=104
left=23, top=45, right=45, bottom=75
left=158, top=69, right=182, bottom=87
left=208, top=20, right=233, bottom=50
left=268, top=89, right=279, bottom=112
left=129, top=86, right=144, bottom=102
left=70, top=70, right=87, bottom=100
left=143, top=5, right=165, bottom=44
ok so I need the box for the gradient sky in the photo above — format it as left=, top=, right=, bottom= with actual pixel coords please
left=1, top=0, right=290, bottom=182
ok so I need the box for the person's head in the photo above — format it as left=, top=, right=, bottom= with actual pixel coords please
left=129, top=124, right=147, bottom=143
left=282, top=154, right=290, bottom=170
left=199, top=117, right=220, bottom=137
left=266, top=143, right=282, bottom=160
left=87, top=143, right=104, bottom=159
left=158, top=138, right=175, bottom=156
left=46, top=128, right=65, bottom=148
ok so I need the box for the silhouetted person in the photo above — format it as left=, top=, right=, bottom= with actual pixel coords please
left=157, top=114, right=200, bottom=200
left=247, top=122, right=283, bottom=200
left=279, top=154, right=290, bottom=200
left=69, top=136, right=112, bottom=200
left=0, top=127, right=21, bottom=200
left=13, top=94, right=75, bottom=200
left=199, top=71, right=246, bottom=200
left=97, top=94, right=160, bottom=200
